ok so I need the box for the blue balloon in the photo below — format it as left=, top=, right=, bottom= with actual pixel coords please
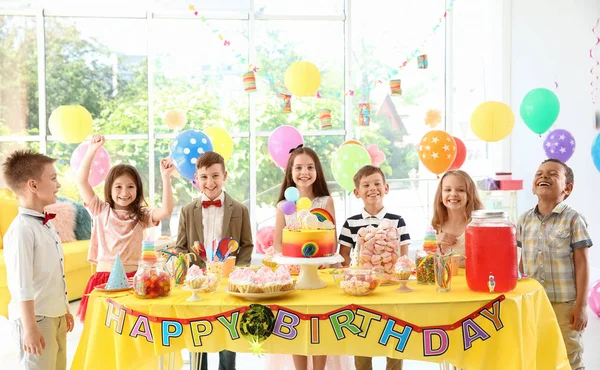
left=284, top=187, right=300, bottom=202
left=170, top=130, right=213, bottom=180
left=592, top=133, right=600, bottom=172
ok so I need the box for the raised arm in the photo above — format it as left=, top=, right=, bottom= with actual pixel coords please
left=76, top=134, right=105, bottom=204
left=151, top=157, right=175, bottom=223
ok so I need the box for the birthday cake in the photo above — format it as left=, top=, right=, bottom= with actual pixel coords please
left=281, top=208, right=336, bottom=258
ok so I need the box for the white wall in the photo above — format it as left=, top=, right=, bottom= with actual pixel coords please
left=511, top=0, right=600, bottom=285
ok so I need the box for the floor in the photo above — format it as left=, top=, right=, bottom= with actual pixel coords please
left=1, top=300, right=599, bottom=369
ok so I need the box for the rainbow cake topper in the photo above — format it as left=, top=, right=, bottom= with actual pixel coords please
left=301, top=242, right=319, bottom=258
left=309, top=208, right=333, bottom=223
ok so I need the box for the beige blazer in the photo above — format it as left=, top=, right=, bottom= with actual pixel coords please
left=175, top=192, right=253, bottom=268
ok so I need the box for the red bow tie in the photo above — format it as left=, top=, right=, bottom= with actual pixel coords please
left=202, top=199, right=222, bottom=208
left=42, top=213, right=56, bottom=225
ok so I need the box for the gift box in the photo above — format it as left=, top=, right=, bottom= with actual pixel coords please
left=477, top=178, right=499, bottom=191
left=497, top=179, right=523, bottom=190
left=494, top=172, right=513, bottom=181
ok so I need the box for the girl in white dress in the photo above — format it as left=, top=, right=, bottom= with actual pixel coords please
left=267, top=146, right=353, bottom=370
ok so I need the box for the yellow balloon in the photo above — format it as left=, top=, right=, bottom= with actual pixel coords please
left=296, top=197, right=312, bottom=211
left=164, top=109, right=187, bottom=130
left=205, top=127, right=234, bottom=162
left=48, top=105, right=93, bottom=144
left=284, top=61, right=321, bottom=97
left=470, top=101, right=515, bottom=142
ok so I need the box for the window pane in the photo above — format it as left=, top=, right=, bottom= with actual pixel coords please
left=255, top=0, right=343, bottom=16
left=0, top=16, right=37, bottom=137
left=47, top=139, right=149, bottom=204
left=152, top=0, right=250, bottom=10
left=254, top=20, right=344, bottom=132
left=152, top=19, right=249, bottom=133
left=452, top=0, right=505, bottom=175
left=45, top=17, right=148, bottom=135
left=256, top=135, right=345, bottom=229
left=0, top=141, right=40, bottom=188
left=352, top=0, right=444, bottom=183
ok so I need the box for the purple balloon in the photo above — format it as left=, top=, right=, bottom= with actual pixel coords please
left=543, top=129, right=575, bottom=162
left=281, top=201, right=297, bottom=215
left=268, top=125, right=304, bottom=168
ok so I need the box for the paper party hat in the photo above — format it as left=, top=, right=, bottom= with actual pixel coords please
left=105, top=254, right=129, bottom=290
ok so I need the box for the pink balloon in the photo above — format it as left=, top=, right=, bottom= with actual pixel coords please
left=366, top=144, right=386, bottom=167
left=70, top=143, right=111, bottom=187
left=191, top=179, right=201, bottom=190
left=589, top=280, right=600, bottom=317
left=268, top=125, right=304, bottom=168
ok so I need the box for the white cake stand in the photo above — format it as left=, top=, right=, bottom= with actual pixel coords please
left=273, top=254, right=344, bottom=290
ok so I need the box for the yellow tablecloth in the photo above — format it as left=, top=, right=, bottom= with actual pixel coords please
left=71, top=273, right=570, bottom=370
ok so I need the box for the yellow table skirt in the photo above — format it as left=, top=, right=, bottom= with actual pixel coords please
left=71, top=273, right=570, bottom=370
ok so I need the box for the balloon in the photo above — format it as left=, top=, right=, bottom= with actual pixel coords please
left=449, top=137, right=466, bottom=170
left=284, top=61, right=321, bottom=97
left=296, top=197, right=312, bottom=211
left=543, top=129, right=575, bottom=162
left=205, top=127, right=234, bottom=162
left=592, top=133, right=600, bottom=172
left=342, top=140, right=363, bottom=147
left=418, top=130, right=457, bottom=175
left=170, top=130, right=213, bottom=180
left=164, top=109, right=187, bottom=130
left=191, top=178, right=200, bottom=190
left=470, top=101, right=515, bottom=142
left=284, top=187, right=300, bottom=202
left=48, top=105, right=93, bottom=144
left=268, top=125, right=304, bottom=168
left=70, top=143, right=111, bottom=187
left=281, top=201, right=296, bottom=215
left=331, top=144, right=371, bottom=192
left=520, top=88, right=560, bottom=134
left=366, top=144, right=386, bottom=167
left=589, top=280, right=600, bottom=317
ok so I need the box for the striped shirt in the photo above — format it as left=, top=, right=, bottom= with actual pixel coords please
left=339, top=207, right=411, bottom=249
left=517, top=202, right=592, bottom=302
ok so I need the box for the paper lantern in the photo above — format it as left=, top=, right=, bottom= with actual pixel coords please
left=48, top=105, right=93, bottom=144
left=243, top=71, right=256, bottom=92
left=358, top=103, right=371, bottom=126
left=319, top=109, right=332, bottom=129
left=280, top=93, right=292, bottom=113
left=417, top=55, right=428, bottom=69
left=470, top=101, right=515, bottom=142
left=390, top=80, right=402, bottom=95
left=424, top=109, right=442, bottom=128
left=284, top=61, right=321, bottom=97
left=164, top=109, right=187, bottom=130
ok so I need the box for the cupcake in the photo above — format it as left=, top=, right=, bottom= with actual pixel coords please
left=275, top=266, right=294, bottom=291
left=255, top=267, right=279, bottom=293
left=185, top=265, right=206, bottom=289
left=394, top=256, right=415, bottom=280
left=199, top=273, right=220, bottom=293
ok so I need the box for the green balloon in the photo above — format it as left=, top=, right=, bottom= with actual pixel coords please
left=519, top=88, right=560, bottom=134
left=331, top=144, right=371, bottom=192
left=239, top=304, right=275, bottom=343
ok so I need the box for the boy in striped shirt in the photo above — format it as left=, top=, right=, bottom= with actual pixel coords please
left=338, top=165, right=410, bottom=370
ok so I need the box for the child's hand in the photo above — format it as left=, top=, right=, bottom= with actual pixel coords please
left=65, top=312, right=74, bottom=333
left=437, top=232, right=457, bottom=247
left=160, top=157, right=175, bottom=177
left=569, top=304, right=588, bottom=331
left=23, top=323, right=45, bottom=356
left=89, top=134, right=105, bottom=151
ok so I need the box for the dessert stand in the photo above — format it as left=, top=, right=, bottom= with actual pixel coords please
left=274, top=254, right=343, bottom=289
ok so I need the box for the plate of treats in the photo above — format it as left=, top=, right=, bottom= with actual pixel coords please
left=226, top=266, right=296, bottom=300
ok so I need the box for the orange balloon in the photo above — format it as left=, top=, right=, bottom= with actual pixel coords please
left=342, top=140, right=363, bottom=147
left=418, top=130, right=457, bottom=175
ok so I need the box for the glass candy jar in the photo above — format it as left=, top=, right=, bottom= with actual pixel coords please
left=133, top=258, right=172, bottom=299
left=465, top=210, right=517, bottom=293
left=416, top=250, right=435, bottom=285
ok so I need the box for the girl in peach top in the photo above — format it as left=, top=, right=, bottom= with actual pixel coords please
left=75, top=135, right=175, bottom=321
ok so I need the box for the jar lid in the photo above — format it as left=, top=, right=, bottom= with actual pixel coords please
left=472, top=210, right=507, bottom=219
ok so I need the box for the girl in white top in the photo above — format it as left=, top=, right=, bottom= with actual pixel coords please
left=268, top=146, right=351, bottom=370
left=431, top=170, right=484, bottom=267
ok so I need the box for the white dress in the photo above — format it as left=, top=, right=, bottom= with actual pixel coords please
left=266, top=196, right=354, bottom=370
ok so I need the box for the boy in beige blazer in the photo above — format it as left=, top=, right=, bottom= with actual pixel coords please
left=175, top=151, right=253, bottom=370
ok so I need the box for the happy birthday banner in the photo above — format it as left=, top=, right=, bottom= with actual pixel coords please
left=187, top=1, right=456, bottom=99
left=103, top=295, right=505, bottom=360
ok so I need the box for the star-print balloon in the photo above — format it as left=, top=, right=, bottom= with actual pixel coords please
left=418, top=130, right=457, bottom=175
left=543, top=129, right=575, bottom=162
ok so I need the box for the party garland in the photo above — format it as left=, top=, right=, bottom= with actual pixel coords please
left=105, top=294, right=504, bottom=333
left=187, top=1, right=456, bottom=98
